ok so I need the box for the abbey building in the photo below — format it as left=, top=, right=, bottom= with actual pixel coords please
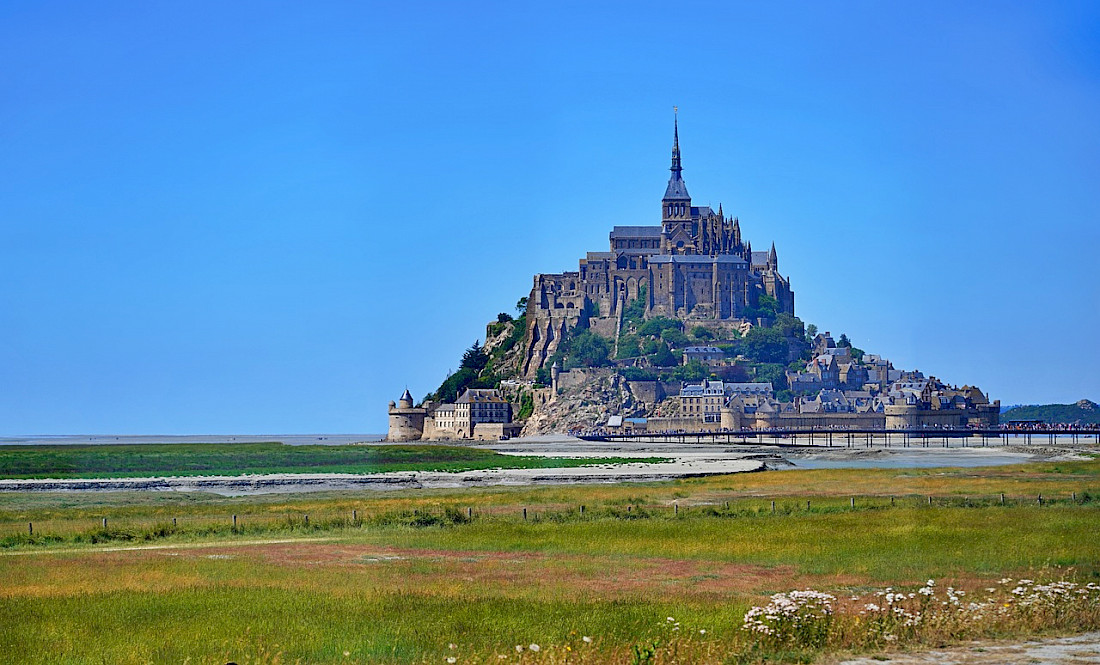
left=522, top=116, right=795, bottom=377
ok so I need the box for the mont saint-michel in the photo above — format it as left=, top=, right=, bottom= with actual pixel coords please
left=388, top=118, right=999, bottom=442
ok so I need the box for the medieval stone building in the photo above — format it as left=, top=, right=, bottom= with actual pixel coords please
left=522, top=117, right=795, bottom=377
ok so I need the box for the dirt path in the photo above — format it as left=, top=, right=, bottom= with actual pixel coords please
left=837, top=631, right=1100, bottom=665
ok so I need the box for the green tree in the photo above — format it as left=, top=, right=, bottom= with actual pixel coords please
left=774, top=314, right=805, bottom=340
left=649, top=341, right=678, bottom=367
left=691, top=326, right=715, bottom=341
left=752, top=362, right=788, bottom=390
left=838, top=333, right=852, bottom=348
left=806, top=323, right=818, bottom=339
left=516, top=392, right=534, bottom=420
left=741, top=326, right=789, bottom=364
left=460, top=341, right=488, bottom=372
left=756, top=294, right=780, bottom=318
left=638, top=316, right=680, bottom=337
left=515, top=296, right=528, bottom=314
left=621, top=287, right=647, bottom=329
left=565, top=330, right=612, bottom=368
left=671, top=360, right=708, bottom=382
left=496, top=312, right=513, bottom=323
left=615, top=334, right=642, bottom=359
left=660, top=327, right=691, bottom=349
left=434, top=367, right=478, bottom=403
left=620, top=367, right=658, bottom=381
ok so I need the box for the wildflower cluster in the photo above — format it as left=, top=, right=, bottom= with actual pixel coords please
left=742, top=590, right=835, bottom=647
left=743, top=577, right=1100, bottom=651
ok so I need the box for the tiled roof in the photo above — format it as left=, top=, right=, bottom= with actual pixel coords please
left=649, top=255, right=747, bottom=264
left=610, top=226, right=661, bottom=238
left=456, top=389, right=507, bottom=404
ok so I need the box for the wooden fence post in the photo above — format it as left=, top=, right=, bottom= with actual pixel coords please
left=102, top=518, right=107, bottom=529
left=1000, top=493, right=1005, bottom=505
left=523, top=508, right=527, bottom=521
left=233, top=515, right=237, bottom=528
left=468, top=507, right=473, bottom=519
left=674, top=502, right=678, bottom=515
left=28, top=522, right=32, bottom=536
left=353, top=510, right=357, bottom=523
left=850, top=497, right=855, bottom=509
left=304, top=514, right=309, bottom=526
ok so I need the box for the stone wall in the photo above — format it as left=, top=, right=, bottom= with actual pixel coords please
left=421, top=416, right=461, bottom=441
left=387, top=409, right=425, bottom=442
left=885, top=405, right=1000, bottom=429
left=643, top=416, right=721, bottom=433
left=753, top=412, right=886, bottom=430
left=589, top=317, right=618, bottom=339
left=472, top=422, right=524, bottom=441
left=626, top=380, right=663, bottom=404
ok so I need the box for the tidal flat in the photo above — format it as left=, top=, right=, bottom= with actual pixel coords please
left=1, top=455, right=1099, bottom=664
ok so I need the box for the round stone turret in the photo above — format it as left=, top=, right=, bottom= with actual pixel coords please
left=387, top=388, right=426, bottom=442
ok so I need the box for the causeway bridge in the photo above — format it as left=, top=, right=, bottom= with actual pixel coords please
left=577, top=427, right=1100, bottom=448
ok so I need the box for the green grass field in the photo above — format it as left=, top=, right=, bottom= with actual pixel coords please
left=0, top=442, right=661, bottom=479
left=2, top=459, right=1099, bottom=664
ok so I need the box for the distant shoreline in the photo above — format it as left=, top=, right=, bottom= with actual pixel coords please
left=0, top=434, right=387, bottom=446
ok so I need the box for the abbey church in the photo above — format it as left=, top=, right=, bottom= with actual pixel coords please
left=522, top=116, right=795, bottom=377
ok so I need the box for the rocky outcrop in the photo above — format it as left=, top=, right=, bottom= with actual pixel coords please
left=521, top=369, right=652, bottom=435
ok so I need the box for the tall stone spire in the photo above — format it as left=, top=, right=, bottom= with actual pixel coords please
left=671, top=110, right=682, bottom=172
left=663, top=107, right=690, bottom=202
left=768, top=242, right=778, bottom=270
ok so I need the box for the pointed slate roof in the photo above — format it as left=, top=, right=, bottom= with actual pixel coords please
left=663, top=112, right=691, bottom=201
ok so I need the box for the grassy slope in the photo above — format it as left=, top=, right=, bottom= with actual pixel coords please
left=2, top=460, right=1099, bottom=664
left=0, top=442, right=660, bottom=479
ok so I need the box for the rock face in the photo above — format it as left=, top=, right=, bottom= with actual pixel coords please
left=521, top=369, right=650, bottom=435
left=1078, top=399, right=1097, bottom=412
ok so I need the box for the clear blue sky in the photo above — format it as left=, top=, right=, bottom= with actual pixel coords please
left=2, top=1, right=1098, bottom=435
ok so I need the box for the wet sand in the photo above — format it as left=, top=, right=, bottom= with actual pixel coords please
left=0, top=434, right=1093, bottom=496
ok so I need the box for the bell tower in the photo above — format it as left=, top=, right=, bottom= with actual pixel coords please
left=661, top=108, right=693, bottom=253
